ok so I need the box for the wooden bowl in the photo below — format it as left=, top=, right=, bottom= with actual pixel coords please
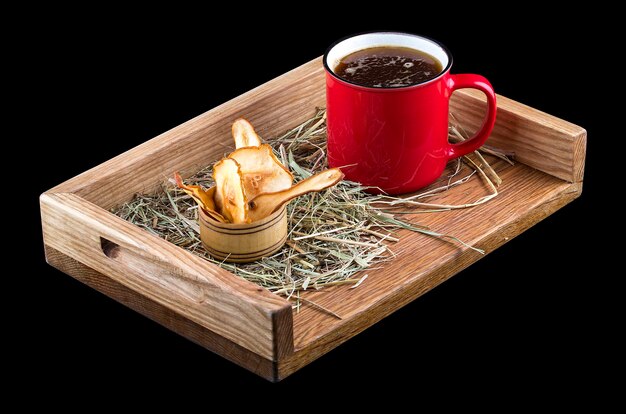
left=199, top=206, right=287, bottom=263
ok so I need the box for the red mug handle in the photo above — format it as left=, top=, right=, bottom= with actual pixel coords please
left=446, top=74, right=497, bottom=160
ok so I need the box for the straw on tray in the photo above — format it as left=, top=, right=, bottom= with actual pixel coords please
left=113, top=108, right=513, bottom=308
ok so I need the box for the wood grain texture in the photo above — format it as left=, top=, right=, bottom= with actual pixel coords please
left=47, top=58, right=586, bottom=209
left=276, top=163, right=581, bottom=380
left=451, top=89, right=587, bottom=183
left=48, top=58, right=327, bottom=211
left=40, top=56, right=586, bottom=380
left=200, top=206, right=288, bottom=263
left=40, top=192, right=292, bottom=361
left=44, top=245, right=279, bottom=381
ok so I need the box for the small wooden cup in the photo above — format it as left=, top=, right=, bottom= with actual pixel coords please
left=199, top=206, right=287, bottom=263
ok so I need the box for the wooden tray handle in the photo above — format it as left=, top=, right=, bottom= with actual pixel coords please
left=40, top=192, right=294, bottom=361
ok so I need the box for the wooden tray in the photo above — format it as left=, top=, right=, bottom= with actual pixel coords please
left=40, top=57, right=586, bottom=382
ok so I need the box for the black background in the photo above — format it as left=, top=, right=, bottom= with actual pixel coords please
left=18, top=8, right=613, bottom=401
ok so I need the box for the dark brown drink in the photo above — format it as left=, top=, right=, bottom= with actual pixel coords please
left=335, top=46, right=442, bottom=88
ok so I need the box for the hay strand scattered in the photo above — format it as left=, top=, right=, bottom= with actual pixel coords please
left=113, top=108, right=512, bottom=306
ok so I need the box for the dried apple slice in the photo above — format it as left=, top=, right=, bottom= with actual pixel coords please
left=213, top=158, right=249, bottom=224
left=228, top=144, right=293, bottom=199
left=174, top=172, right=227, bottom=223
left=202, top=187, right=228, bottom=223
left=232, top=118, right=262, bottom=148
left=247, top=168, right=344, bottom=222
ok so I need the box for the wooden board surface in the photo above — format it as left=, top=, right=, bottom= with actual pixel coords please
left=44, top=245, right=277, bottom=379
left=450, top=90, right=586, bottom=183
left=40, top=192, right=293, bottom=361
left=279, top=161, right=580, bottom=379
left=40, top=56, right=586, bottom=381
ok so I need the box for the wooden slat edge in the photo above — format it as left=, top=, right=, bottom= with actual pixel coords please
left=47, top=57, right=588, bottom=207
left=40, top=191, right=293, bottom=361
left=44, top=245, right=280, bottom=381
left=451, top=89, right=587, bottom=183
left=47, top=57, right=326, bottom=209
left=276, top=178, right=581, bottom=380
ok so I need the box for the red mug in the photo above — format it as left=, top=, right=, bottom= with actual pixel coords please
left=324, top=32, right=497, bottom=194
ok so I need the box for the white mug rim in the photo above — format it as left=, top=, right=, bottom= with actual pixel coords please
left=323, top=31, right=453, bottom=90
